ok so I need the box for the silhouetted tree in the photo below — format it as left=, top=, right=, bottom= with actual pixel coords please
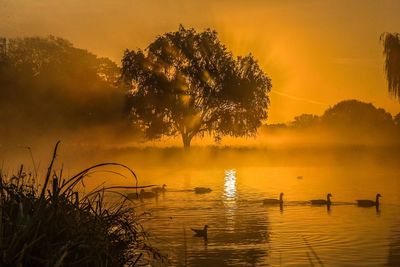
left=381, top=33, right=400, bottom=100
left=0, top=36, right=126, bottom=143
left=122, top=26, right=271, bottom=149
left=321, top=100, right=394, bottom=130
left=291, top=114, right=319, bottom=128
left=395, top=113, right=400, bottom=127
left=0, top=37, right=6, bottom=60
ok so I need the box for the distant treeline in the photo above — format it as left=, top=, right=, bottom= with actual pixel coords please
left=263, top=100, right=400, bottom=145
left=0, top=36, right=137, bottom=144
left=0, top=36, right=399, bottom=146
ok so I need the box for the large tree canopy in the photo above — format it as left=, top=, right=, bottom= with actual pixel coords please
left=122, top=26, right=271, bottom=148
left=381, top=32, right=400, bottom=100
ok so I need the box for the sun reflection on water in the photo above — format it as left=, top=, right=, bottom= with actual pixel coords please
left=224, top=169, right=237, bottom=199
left=224, top=169, right=237, bottom=232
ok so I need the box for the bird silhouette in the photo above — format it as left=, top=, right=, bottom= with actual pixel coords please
left=191, top=225, right=208, bottom=237
left=152, top=184, right=167, bottom=193
left=311, top=193, right=332, bottom=206
left=194, top=187, right=212, bottom=194
left=357, top=193, right=382, bottom=207
left=263, top=192, right=284, bottom=205
left=127, top=189, right=157, bottom=200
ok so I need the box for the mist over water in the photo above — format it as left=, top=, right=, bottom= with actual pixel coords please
left=2, top=144, right=398, bottom=266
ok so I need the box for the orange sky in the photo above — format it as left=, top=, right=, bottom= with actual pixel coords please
left=1, top=0, right=400, bottom=123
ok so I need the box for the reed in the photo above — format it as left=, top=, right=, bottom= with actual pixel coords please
left=0, top=142, right=162, bottom=266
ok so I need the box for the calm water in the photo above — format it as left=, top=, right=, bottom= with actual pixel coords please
left=3, top=146, right=399, bottom=266
left=129, top=157, right=400, bottom=266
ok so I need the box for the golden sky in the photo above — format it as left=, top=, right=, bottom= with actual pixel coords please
left=1, top=0, right=400, bottom=123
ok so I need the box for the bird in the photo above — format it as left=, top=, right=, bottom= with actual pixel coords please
left=152, top=184, right=167, bottom=193
left=191, top=225, right=208, bottom=237
left=311, top=193, right=332, bottom=205
left=194, top=187, right=212, bottom=194
left=127, top=192, right=139, bottom=199
left=127, top=189, right=157, bottom=200
left=139, top=189, right=157, bottom=198
left=263, top=192, right=284, bottom=205
left=357, top=193, right=382, bottom=207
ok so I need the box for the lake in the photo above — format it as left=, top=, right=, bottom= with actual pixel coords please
left=117, top=147, right=400, bottom=266
left=3, top=145, right=399, bottom=266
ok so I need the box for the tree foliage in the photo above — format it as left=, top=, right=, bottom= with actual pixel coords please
left=122, top=26, right=271, bottom=148
left=395, top=113, right=400, bottom=127
left=321, top=99, right=394, bottom=130
left=263, top=99, right=399, bottom=145
left=381, top=32, right=400, bottom=100
left=0, top=36, right=125, bottom=143
left=291, top=114, right=319, bottom=128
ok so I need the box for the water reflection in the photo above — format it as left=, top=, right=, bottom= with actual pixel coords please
left=136, top=161, right=399, bottom=266
left=223, top=169, right=237, bottom=232
left=376, top=205, right=381, bottom=215
left=387, top=224, right=400, bottom=266
left=224, top=169, right=236, bottom=200
left=188, top=247, right=267, bottom=267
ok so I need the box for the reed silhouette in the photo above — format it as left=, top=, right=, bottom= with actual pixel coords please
left=0, top=142, right=163, bottom=266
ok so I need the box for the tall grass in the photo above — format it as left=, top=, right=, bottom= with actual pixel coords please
left=0, top=142, right=162, bottom=266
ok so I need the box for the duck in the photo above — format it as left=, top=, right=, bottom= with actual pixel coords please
left=357, top=193, right=382, bottom=207
left=127, top=192, right=140, bottom=199
left=191, top=225, right=208, bottom=237
left=140, top=189, right=157, bottom=198
left=152, top=184, right=167, bottom=193
left=311, top=193, right=332, bottom=205
left=194, top=187, right=212, bottom=194
left=263, top=192, right=284, bottom=205
left=127, top=189, right=157, bottom=200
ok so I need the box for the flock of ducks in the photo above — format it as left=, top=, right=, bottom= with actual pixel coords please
left=128, top=185, right=383, bottom=209
left=128, top=185, right=382, bottom=208
left=263, top=192, right=383, bottom=208
left=127, top=185, right=383, bottom=239
left=191, top=193, right=383, bottom=239
left=126, top=184, right=213, bottom=200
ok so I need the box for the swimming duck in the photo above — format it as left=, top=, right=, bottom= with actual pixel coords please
left=140, top=189, right=157, bottom=198
left=263, top=192, right=284, bottom=205
left=191, top=225, right=208, bottom=237
left=357, top=193, right=382, bottom=207
left=311, top=193, right=332, bottom=205
left=127, top=189, right=157, bottom=200
left=194, top=187, right=212, bottom=194
left=127, top=192, right=140, bottom=199
left=152, top=184, right=167, bottom=193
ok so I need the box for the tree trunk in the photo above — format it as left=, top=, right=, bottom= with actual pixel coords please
left=182, top=134, right=192, bottom=150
